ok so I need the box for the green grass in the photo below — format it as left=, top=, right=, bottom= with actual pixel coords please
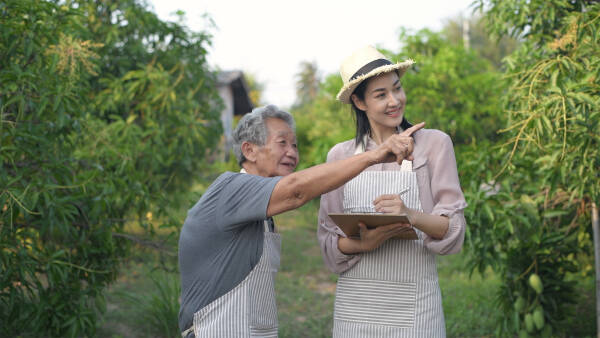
left=275, top=202, right=336, bottom=337
left=97, top=249, right=180, bottom=338
left=438, top=254, right=501, bottom=337
left=98, top=200, right=596, bottom=337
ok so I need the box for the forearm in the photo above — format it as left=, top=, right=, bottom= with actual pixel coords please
left=294, top=152, right=377, bottom=201
left=318, top=219, right=361, bottom=273
left=423, top=210, right=466, bottom=254
left=268, top=152, right=377, bottom=216
left=407, top=209, right=449, bottom=239
left=337, top=236, right=365, bottom=254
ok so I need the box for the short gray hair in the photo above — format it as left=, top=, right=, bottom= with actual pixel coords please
left=233, top=105, right=296, bottom=167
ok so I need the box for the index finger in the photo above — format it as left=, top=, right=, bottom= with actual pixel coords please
left=399, top=122, right=425, bottom=137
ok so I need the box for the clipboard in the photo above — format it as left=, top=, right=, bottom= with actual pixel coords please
left=328, top=213, right=418, bottom=240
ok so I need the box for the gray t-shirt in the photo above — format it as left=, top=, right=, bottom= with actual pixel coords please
left=178, top=171, right=281, bottom=331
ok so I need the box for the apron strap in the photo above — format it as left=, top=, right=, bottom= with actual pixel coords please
left=263, top=218, right=275, bottom=232
left=400, top=160, right=413, bottom=172
left=181, top=326, right=193, bottom=337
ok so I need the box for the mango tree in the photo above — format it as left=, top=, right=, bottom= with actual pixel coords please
left=464, top=0, right=599, bottom=336
left=0, top=0, right=221, bottom=335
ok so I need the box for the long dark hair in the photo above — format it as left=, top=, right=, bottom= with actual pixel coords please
left=350, top=71, right=412, bottom=150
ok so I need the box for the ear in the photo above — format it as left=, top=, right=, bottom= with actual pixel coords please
left=351, top=93, right=368, bottom=111
left=241, top=141, right=259, bottom=163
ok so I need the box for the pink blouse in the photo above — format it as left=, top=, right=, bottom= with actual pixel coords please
left=317, top=128, right=468, bottom=274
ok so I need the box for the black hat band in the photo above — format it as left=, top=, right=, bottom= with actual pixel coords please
left=350, top=59, right=393, bottom=81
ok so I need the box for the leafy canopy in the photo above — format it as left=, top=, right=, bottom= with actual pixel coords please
left=0, top=0, right=222, bottom=336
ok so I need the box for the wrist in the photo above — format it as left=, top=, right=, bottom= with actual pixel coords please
left=364, top=149, right=381, bottom=166
left=357, top=239, right=369, bottom=252
left=407, top=208, right=418, bottom=226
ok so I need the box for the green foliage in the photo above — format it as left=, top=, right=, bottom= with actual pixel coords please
left=0, top=0, right=221, bottom=336
left=498, top=13, right=600, bottom=205
left=460, top=142, right=585, bottom=336
left=292, top=74, right=355, bottom=169
left=464, top=1, right=600, bottom=335
left=475, top=0, right=589, bottom=44
left=389, top=28, right=506, bottom=146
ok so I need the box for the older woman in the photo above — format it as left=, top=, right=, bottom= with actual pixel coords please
left=178, top=104, right=419, bottom=337
left=318, top=46, right=468, bottom=337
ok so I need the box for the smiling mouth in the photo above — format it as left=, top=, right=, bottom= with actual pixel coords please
left=385, top=107, right=403, bottom=116
left=280, top=163, right=296, bottom=169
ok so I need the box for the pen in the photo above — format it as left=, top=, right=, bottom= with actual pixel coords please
left=398, top=187, right=410, bottom=197
left=357, top=188, right=411, bottom=214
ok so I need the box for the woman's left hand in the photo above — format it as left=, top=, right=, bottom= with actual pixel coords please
left=373, top=194, right=409, bottom=214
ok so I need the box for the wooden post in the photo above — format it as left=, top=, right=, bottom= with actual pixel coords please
left=592, top=202, right=600, bottom=337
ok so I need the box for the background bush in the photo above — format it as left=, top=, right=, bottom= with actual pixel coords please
left=0, top=0, right=221, bottom=336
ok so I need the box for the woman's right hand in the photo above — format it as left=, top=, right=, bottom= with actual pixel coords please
left=339, top=221, right=412, bottom=254
left=338, top=222, right=412, bottom=255
left=357, top=221, right=412, bottom=252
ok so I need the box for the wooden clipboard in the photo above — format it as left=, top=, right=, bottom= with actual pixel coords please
left=328, top=213, right=418, bottom=240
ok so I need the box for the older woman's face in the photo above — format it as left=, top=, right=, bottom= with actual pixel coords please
left=354, top=71, right=406, bottom=132
left=255, top=118, right=299, bottom=177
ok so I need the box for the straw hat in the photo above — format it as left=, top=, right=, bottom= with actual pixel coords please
left=336, top=46, right=414, bottom=104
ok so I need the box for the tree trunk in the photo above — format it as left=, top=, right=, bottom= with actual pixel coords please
left=592, top=201, right=600, bottom=337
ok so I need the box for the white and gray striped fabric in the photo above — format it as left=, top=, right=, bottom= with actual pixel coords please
left=343, top=170, right=423, bottom=216
left=334, top=167, right=446, bottom=337
left=187, top=220, right=281, bottom=338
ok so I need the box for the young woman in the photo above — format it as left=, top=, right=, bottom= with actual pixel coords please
left=318, top=46, right=467, bottom=337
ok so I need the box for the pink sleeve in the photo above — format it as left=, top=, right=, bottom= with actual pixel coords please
left=422, top=133, right=468, bottom=255
left=317, top=145, right=361, bottom=274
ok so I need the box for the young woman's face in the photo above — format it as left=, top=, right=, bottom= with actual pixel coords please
left=352, top=71, right=406, bottom=132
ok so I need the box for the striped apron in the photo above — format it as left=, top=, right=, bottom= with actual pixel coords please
left=182, top=220, right=281, bottom=338
left=333, top=162, right=446, bottom=337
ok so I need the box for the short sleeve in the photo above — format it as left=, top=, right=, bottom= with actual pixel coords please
left=422, top=133, right=468, bottom=255
left=216, top=173, right=281, bottom=232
